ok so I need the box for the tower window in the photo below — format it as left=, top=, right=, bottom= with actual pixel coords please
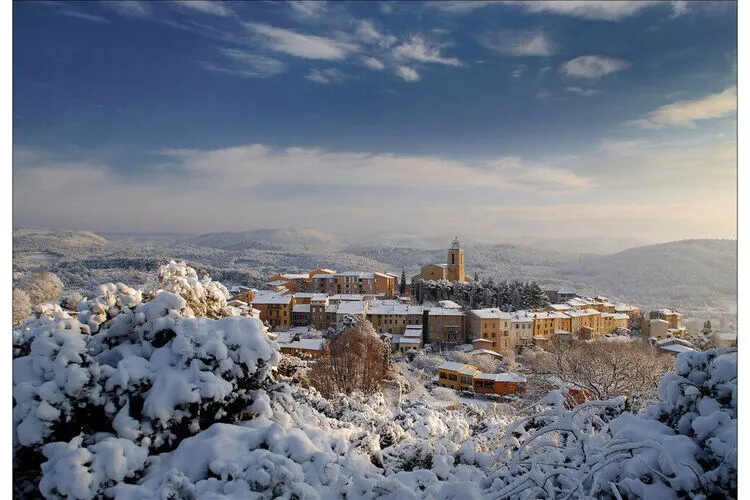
left=452, top=254, right=455, bottom=264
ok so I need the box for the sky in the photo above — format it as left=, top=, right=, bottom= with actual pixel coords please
left=12, top=0, right=738, bottom=243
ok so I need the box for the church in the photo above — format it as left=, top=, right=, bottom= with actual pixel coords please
left=415, top=237, right=472, bottom=283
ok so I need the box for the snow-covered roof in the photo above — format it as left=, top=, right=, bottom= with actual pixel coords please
left=283, top=339, right=326, bottom=351
left=601, top=312, right=629, bottom=320
left=312, top=274, right=335, bottom=279
left=250, top=291, right=292, bottom=305
left=429, top=307, right=465, bottom=317
left=467, top=349, right=502, bottom=358
left=554, top=329, right=571, bottom=335
left=226, top=299, right=247, bottom=307
left=658, top=344, right=696, bottom=354
left=266, top=280, right=290, bottom=287
left=293, top=304, right=311, bottom=313
left=338, top=271, right=376, bottom=279
left=655, top=308, right=681, bottom=316
left=438, top=300, right=462, bottom=309
left=470, top=309, right=512, bottom=320
left=548, top=303, right=572, bottom=311
left=472, top=338, right=493, bottom=344
left=529, top=311, right=569, bottom=320
left=325, top=305, right=338, bottom=313
left=439, top=361, right=473, bottom=372
left=293, top=293, right=316, bottom=298
left=456, top=344, right=474, bottom=352
left=566, top=298, right=594, bottom=307
left=310, top=294, right=328, bottom=302
left=329, top=294, right=368, bottom=301
left=312, top=268, right=336, bottom=274
left=280, top=273, right=309, bottom=280
left=366, top=302, right=424, bottom=315
left=403, top=326, right=422, bottom=338
left=656, top=337, right=694, bottom=348
left=614, top=303, right=637, bottom=312
left=564, top=309, right=601, bottom=318
left=336, top=302, right=367, bottom=315
left=474, top=372, right=526, bottom=383
left=650, top=318, right=670, bottom=325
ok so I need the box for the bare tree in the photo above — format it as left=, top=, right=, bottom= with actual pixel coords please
left=528, top=339, right=675, bottom=407
left=20, top=271, right=64, bottom=306
left=309, top=319, right=390, bottom=398
left=12, top=289, right=32, bottom=324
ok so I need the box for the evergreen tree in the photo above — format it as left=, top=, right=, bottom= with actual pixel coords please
left=473, top=271, right=479, bottom=282
left=702, top=320, right=713, bottom=335
left=399, top=269, right=407, bottom=296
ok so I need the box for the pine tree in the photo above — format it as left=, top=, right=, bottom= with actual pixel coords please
left=399, top=269, right=407, bottom=296
left=473, top=271, right=479, bottom=282
left=702, top=320, right=713, bottom=335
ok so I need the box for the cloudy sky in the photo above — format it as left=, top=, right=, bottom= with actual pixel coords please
left=13, top=0, right=737, bottom=242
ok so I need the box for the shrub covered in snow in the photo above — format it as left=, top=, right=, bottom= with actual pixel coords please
left=145, top=260, right=230, bottom=318
left=13, top=279, right=280, bottom=497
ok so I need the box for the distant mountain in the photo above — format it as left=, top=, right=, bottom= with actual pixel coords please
left=13, top=227, right=109, bottom=252
left=557, top=239, right=737, bottom=311
left=184, top=229, right=341, bottom=251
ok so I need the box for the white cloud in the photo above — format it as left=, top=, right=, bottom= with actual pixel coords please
left=288, top=0, right=327, bottom=17
left=509, top=66, right=524, bottom=78
left=57, top=9, right=110, bottom=22
left=396, top=66, right=420, bottom=82
left=356, top=20, right=397, bottom=47
left=511, top=1, right=654, bottom=21
left=425, top=1, right=497, bottom=14
left=173, top=1, right=232, bottom=17
left=393, top=35, right=461, bottom=66
left=627, top=86, right=737, bottom=129
left=565, top=86, right=603, bottom=96
left=562, top=55, right=631, bottom=78
left=200, top=49, right=287, bottom=78
left=306, top=68, right=351, bottom=84
left=670, top=1, right=689, bottom=18
left=479, top=30, right=554, bottom=57
left=247, top=22, right=359, bottom=60
left=362, top=57, right=386, bottom=71
left=101, top=1, right=150, bottom=18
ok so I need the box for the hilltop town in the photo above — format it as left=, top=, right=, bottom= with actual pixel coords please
left=219, top=238, right=729, bottom=398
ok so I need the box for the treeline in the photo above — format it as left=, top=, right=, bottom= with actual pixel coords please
left=413, top=278, right=550, bottom=310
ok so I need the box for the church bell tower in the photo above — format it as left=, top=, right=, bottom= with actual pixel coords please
left=447, top=236, right=465, bottom=282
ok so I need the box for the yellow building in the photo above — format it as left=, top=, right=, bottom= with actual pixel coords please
left=250, top=291, right=293, bottom=330
left=599, top=313, right=630, bottom=334
left=418, top=237, right=472, bottom=283
left=564, top=309, right=602, bottom=338
left=437, top=361, right=479, bottom=390
left=530, top=311, right=572, bottom=340
left=468, top=309, right=512, bottom=353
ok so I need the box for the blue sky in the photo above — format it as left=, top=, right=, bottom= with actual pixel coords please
left=13, top=1, right=737, bottom=242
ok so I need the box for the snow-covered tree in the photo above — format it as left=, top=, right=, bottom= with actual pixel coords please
left=400, top=268, right=407, bottom=296
left=702, top=319, right=713, bottom=335
left=20, top=271, right=64, bottom=306
left=145, top=260, right=230, bottom=318
left=12, top=288, right=32, bottom=324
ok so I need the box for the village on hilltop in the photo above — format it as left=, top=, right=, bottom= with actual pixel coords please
left=224, top=238, right=721, bottom=398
